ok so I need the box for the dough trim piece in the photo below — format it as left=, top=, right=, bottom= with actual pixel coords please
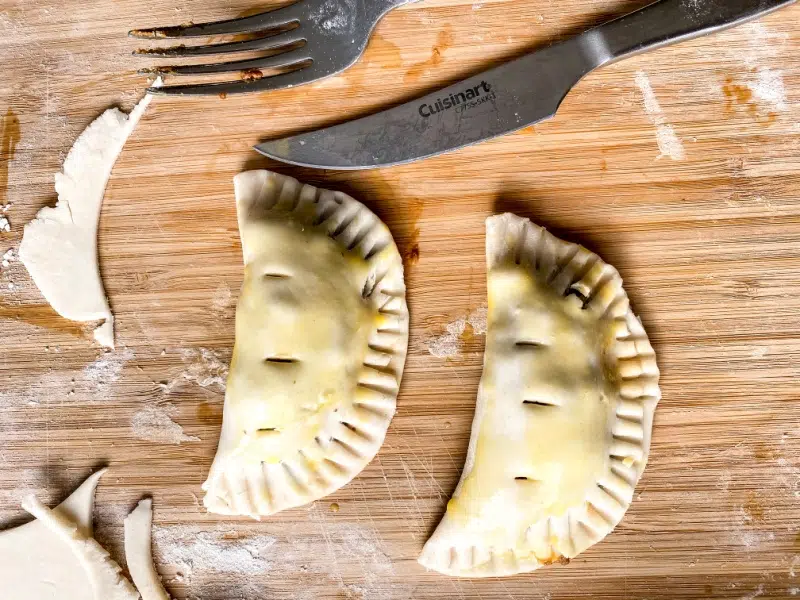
left=203, top=170, right=409, bottom=518
left=419, top=213, right=660, bottom=577
left=22, top=495, right=139, bottom=600
left=124, top=499, right=170, bottom=600
left=0, top=469, right=140, bottom=600
left=19, top=87, right=156, bottom=348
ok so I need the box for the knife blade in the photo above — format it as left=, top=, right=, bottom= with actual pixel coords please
left=255, top=0, right=797, bottom=170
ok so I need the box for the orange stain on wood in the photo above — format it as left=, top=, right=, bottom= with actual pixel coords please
left=196, top=401, right=221, bottom=424
left=241, top=68, right=264, bottom=81
left=0, top=302, right=87, bottom=337
left=369, top=33, right=402, bottom=71
left=404, top=26, right=454, bottom=84
left=722, top=77, right=753, bottom=113
left=752, top=440, right=779, bottom=461
left=403, top=243, right=420, bottom=266
left=401, top=197, right=424, bottom=269
left=1, top=108, right=21, bottom=206
left=759, top=112, right=778, bottom=125
left=722, top=77, right=778, bottom=125
left=341, top=33, right=403, bottom=91
left=742, top=491, right=765, bottom=523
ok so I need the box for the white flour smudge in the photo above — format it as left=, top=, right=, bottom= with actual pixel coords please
left=634, top=71, right=685, bottom=161
left=2, top=347, right=139, bottom=407
left=153, top=515, right=410, bottom=599
left=717, top=470, right=732, bottom=494
left=153, top=527, right=275, bottom=578
left=310, top=0, right=355, bottom=32
left=0, top=365, right=84, bottom=407
left=131, top=404, right=199, bottom=444
left=425, top=317, right=466, bottom=358
left=83, top=347, right=134, bottom=392
left=706, top=22, right=790, bottom=115
left=747, top=68, right=788, bottom=112
left=305, top=508, right=408, bottom=600
left=211, top=283, right=233, bottom=316
left=732, top=521, right=774, bottom=549
left=740, top=584, right=765, bottom=600
left=739, top=22, right=789, bottom=68
left=182, top=347, right=229, bottom=389
left=339, top=526, right=395, bottom=600
left=467, top=305, right=488, bottom=335
left=160, top=348, right=229, bottom=393
left=425, top=306, right=489, bottom=358
left=0, top=468, right=49, bottom=508
left=1, top=248, right=14, bottom=268
left=776, top=457, right=800, bottom=498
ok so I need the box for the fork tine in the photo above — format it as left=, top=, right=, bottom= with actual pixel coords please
left=139, top=47, right=311, bottom=76
left=133, top=28, right=305, bottom=57
left=147, top=64, right=316, bottom=96
left=129, top=2, right=305, bottom=38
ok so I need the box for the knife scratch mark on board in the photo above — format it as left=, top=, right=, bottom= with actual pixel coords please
left=400, top=458, right=426, bottom=538
left=634, top=71, right=685, bottom=161
left=374, top=454, right=411, bottom=539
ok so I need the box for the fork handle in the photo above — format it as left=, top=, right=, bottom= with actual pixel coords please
left=367, top=0, right=422, bottom=20
left=590, top=0, right=796, bottom=66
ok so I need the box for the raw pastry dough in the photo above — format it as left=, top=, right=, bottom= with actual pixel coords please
left=19, top=88, right=155, bottom=348
left=419, top=213, right=660, bottom=577
left=22, top=497, right=139, bottom=600
left=0, top=469, right=138, bottom=599
left=203, top=170, right=409, bottom=517
left=124, top=499, right=171, bottom=600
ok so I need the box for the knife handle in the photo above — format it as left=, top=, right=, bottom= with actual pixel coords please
left=593, top=0, right=796, bottom=65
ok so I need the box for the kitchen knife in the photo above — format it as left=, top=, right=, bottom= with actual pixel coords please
left=255, top=0, right=796, bottom=170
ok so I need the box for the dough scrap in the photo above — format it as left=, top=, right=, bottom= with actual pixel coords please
left=203, top=170, right=409, bottom=518
left=419, top=213, right=660, bottom=577
left=22, top=496, right=139, bottom=600
left=0, top=469, right=139, bottom=600
left=19, top=90, right=154, bottom=348
left=124, top=499, right=171, bottom=600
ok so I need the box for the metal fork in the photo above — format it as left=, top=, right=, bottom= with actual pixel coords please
left=131, top=0, right=420, bottom=96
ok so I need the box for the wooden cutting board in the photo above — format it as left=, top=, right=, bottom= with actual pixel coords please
left=1, top=0, right=799, bottom=598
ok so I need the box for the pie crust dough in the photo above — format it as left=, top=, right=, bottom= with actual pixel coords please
left=124, top=499, right=171, bottom=600
left=203, top=170, right=409, bottom=517
left=419, top=213, right=660, bottom=577
left=0, top=469, right=138, bottom=599
left=19, top=84, right=157, bottom=348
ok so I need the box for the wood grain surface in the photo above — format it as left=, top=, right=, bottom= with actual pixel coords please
left=1, top=0, right=799, bottom=598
